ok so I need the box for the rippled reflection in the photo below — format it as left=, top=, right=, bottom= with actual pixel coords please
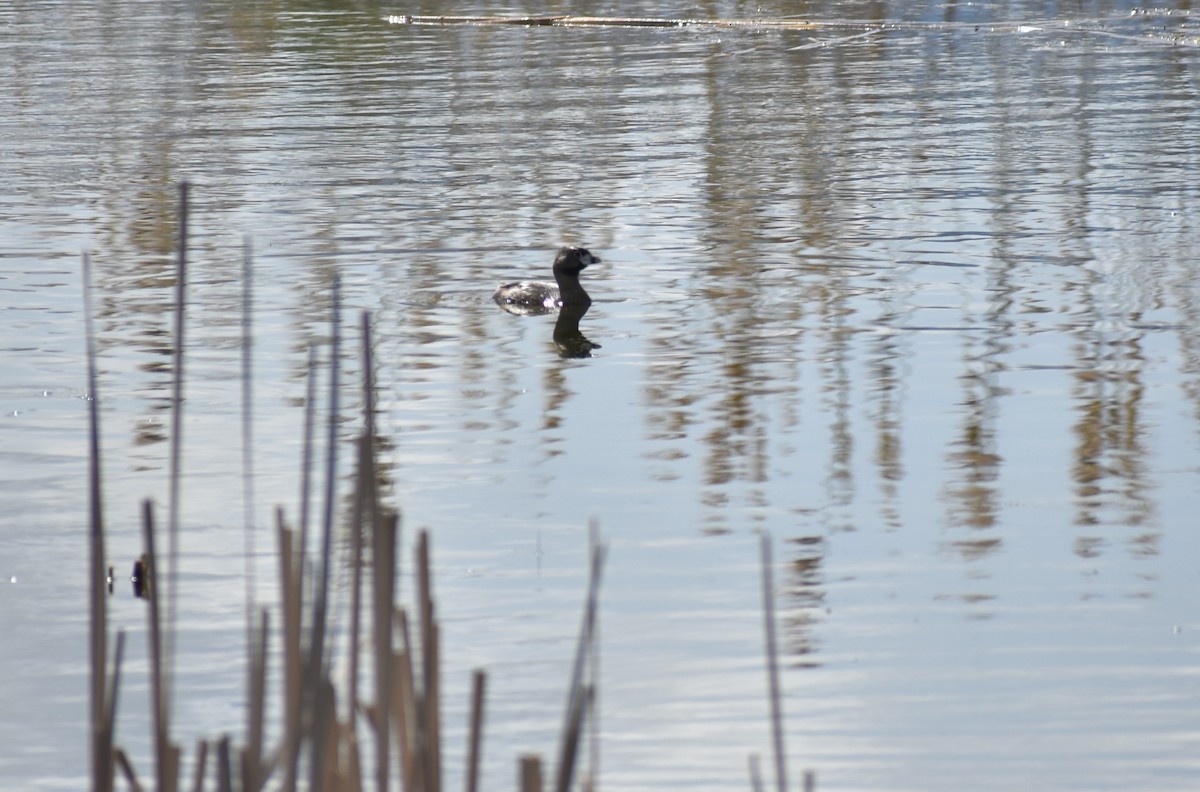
left=3, top=1, right=1200, bottom=789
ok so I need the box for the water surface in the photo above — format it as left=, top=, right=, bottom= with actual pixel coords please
left=2, top=1, right=1200, bottom=789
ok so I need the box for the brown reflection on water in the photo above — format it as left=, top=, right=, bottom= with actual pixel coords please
left=91, top=182, right=184, bottom=452
left=783, top=534, right=828, bottom=668
left=1061, top=238, right=1166, bottom=555
left=941, top=262, right=1013, bottom=546
left=22, top=1, right=1200, bottom=567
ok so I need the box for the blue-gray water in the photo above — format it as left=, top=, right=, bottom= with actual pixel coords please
left=3, top=1, right=1200, bottom=789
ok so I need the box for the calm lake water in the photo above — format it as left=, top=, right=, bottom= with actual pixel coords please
left=3, top=0, right=1200, bottom=789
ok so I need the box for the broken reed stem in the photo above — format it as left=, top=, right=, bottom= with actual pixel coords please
left=554, top=533, right=606, bottom=792
left=372, top=512, right=397, bottom=792
left=216, top=736, right=233, bottom=792
left=83, top=251, right=114, bottom=792
left=277, top=511, right=303, bottom=792
left=417, top=531, right=442, bottom=792
left=519, top=755, right=543, bottom=792
left=465, top=670, right=486, bottom=792
left=191, top=740, right=208, bottom=792
left=167, top=180, right=188, bottom=722
left=748, top=753, right=764, bottom=792
left=759, top=533, right=788, bottom=792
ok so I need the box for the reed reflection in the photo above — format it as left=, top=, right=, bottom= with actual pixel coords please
left=783, top=535, right=828, bottom=669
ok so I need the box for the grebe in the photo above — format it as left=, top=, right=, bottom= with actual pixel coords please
left=492, top=246, right=600, bottom=315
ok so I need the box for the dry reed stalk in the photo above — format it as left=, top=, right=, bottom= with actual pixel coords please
left=308, top=669, right=334, bottom=790
left=348, top=323, right=372, bottom=718
left=115, top=749, right=144, bottom=792
left=748, top=753, right=764, bottom=791
left=298, top=341, right=318, bottom=563
left=89, top=227, right=640, bottom=792
left=334, top=714, right=364, bottom=792
left=191, top=739, right=208, bottom=792
left=241, top=609, right=269, bottom=791
left=347, top=437, right=364, bottom=750
left=277, top=512, right=303, bottom=792
left=417, top=531, right=442, bottom=792
left=372, top=513, right=397, bottom=791
left=216, top=736, right=233, bottom=792
left=554, top=535, right=606, bottom=792
left=313, top=678, right=341, bottom=791
left=519, top=755, right=543, bottom=792
left=241, top=237, right=258, bottom=636
left=307, top=276, right=342, bottom=791
left=167, top=181, right=189, bottom=710
left=103, top=631, right=128, bottom=791
left=142, top=499, right=180, bottom=792
left=586, top=521, right=601, bottom=790
left=758, top=533, right=787, bottom=792
left=391, top=611, right=418, bottom=790
left=83, top=251, right=114, bottom=792
left=464, top=669, right=486, bottom=792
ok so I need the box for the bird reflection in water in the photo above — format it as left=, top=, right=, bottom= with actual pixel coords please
left=553, top=302, right=601, bottom=359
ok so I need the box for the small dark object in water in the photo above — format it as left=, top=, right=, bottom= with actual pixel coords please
left=106, top=564, right=114, bottom=595
left=131, top=554, right=150, bottom=599
left=493, top=246, right=600, bottom=316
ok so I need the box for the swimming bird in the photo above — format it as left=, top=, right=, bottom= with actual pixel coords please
left=492, top=246, right=600, bottom=316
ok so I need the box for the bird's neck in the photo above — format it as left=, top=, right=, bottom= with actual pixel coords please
left=555, top=273, right=592, bottom=306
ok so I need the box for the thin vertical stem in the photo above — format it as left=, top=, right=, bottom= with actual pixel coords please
left=465, top=669, right=486, bottom=792
left=417, top=531, right=441, bottom=792
left=191, top=740, right=209, bottom=792
left=555, top=533, right=606, bottom=792
left=277, top=512, right=302, bottom=792
left=748, top=754, right=764, bottom=792
left=307, top=274, right=341, bottom=791
left=759, top=533, right=788, bottom=792
left=167, top=180, right=189, bottom=725
left=105, top=630, right=126, bottom=748
left=240, top=238, right=261, bottom=792
left=143, top=499, right=174, bottom=792
left=319, top=273, right=341, bottom=606
left=298, top=342, right=317, bottom=566
left=216, top=736, right=233, bottom=792
left=242, top=609, right=268, bottom=792
left=392, top=611, right=418, bottom=792
left=241, top=237, right=256, bottom=626
left=519, top=756, right=543, bottom=792
left=83, top=252, right=112, bottom=792
left=586, top=521, right=601, bottom=792
left=373, top=513, right=396, bottom=792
